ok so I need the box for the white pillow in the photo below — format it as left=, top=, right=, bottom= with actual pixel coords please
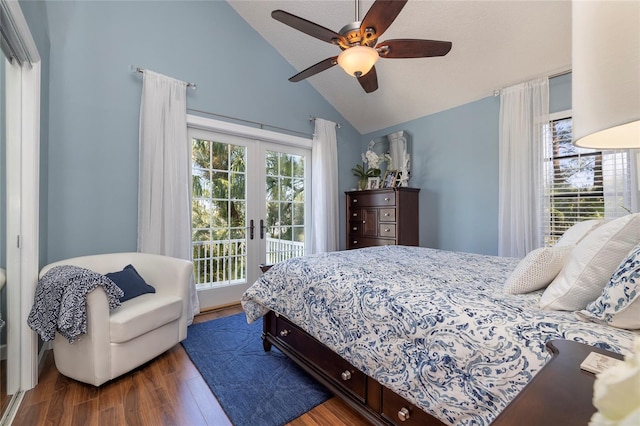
left=575, top=243, right=640, bottom=329
left=540, top=213, right=640, bottom=311
left=504, top=246, right=574, bottom=294
left=555, top=219, right=604, bottom=247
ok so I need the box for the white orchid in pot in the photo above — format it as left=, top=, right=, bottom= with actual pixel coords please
left=352, top=141, right=390, bottom=190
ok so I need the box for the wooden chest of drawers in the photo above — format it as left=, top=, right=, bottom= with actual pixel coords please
left=346, top=188, right=420, bottom=250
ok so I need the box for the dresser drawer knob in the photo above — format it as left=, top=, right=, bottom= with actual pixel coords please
left=279, top=329, right=290, bottom=337
left=341, top=370, right=352, bottom=381
left=398, top=407, right=410, bottom=422
left=353, top=240, right=358, bottom=244
left=384, top=228, right=390, bottom=232
left=384, top=197, right=390, bottom=201
left=384, top=212, right=390, bottom=217
left=352, top=227, right=357, bottom=231
left=353, top=199, right=358, bottom=203
left=352, top=213, right=357, bottom=217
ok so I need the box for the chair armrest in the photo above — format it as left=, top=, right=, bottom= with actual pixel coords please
left=126, top=254, right=193, bottom=298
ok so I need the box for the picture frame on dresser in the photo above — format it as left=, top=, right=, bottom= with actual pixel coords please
left=367, top=177, right=380, bottom=190
left=394, top=172, right=404, bottom=187
left=380, top=171, right=389, bottom=187
left=383, top=170, right=397, bottom=188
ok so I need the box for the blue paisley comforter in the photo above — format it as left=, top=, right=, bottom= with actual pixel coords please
left=241, top=246, right=638, bottom=425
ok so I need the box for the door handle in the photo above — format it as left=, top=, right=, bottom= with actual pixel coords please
left=249, top=219, right=254, bottom=240
left=260, top=219, right=265, bottom=239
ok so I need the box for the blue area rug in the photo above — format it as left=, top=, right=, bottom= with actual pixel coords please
left=181, top=313, right=332, bottom=426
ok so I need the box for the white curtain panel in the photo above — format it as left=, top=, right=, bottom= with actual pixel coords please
left=137, top=70, right=199, bottom=323
left=498, top=78, right=550, bottom=257
left=632, top=149, right=640, bottom=213
left=310, top=118, right=339, bottom=253
left=602, top=150, right=636, bottom=216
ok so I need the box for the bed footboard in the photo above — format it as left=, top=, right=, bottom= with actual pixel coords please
left=262, top=310, right=445, bottom=426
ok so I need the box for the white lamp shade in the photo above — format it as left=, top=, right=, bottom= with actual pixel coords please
left=337, top=46, right=379, bottom=77
left=572, top=0, right=640, bottom=149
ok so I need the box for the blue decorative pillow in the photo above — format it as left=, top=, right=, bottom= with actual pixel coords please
left=576, top=243, right=640, bottom=329
left=106, top=264, right=155, bottom=302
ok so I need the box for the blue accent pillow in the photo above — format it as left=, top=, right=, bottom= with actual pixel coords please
left=106, top=264, right=155, bottom=302
left=576, top=243, right=640, bottom=329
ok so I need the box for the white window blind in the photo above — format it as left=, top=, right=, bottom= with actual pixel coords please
left=543, top=115, right=631, bottom=245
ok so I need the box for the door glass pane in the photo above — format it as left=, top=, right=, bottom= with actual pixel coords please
left=265, top=150, right=305, bottom=264
left=192, top=138, right=247, bottom=288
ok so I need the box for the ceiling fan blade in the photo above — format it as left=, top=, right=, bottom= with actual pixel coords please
left=377, top=39, right=452, bottom=58
left=289, top=56, right=338, bottom=82
left=357, top=66, right=378, bottom=93
left=272, top=10, right=347, bottom=45
left=360, top=0, right=408, bottom=39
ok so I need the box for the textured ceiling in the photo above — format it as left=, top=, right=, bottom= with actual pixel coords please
left=229, top=0, right=571, bottom=135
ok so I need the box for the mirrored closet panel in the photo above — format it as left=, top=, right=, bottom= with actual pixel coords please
left=0, top=44, right=7, bottom=419
left=0, top=0, right=41, bottom=423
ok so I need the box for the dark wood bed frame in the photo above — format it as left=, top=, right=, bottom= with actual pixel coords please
left=261, top=310, right=444, bottom=426
left=261, top=310, right=622, bottom=426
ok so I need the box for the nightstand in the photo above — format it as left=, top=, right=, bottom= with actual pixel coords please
left=492, top=340, right=624, bottom=426
left=259, top=263, right=273, bottom=273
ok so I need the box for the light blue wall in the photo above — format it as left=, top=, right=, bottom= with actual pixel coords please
left=363, top=74, right=572, bottom=256
left=550, top=72, right=571, bottom=114
left=364, top=97, right=501, bottom=255
left=30, top=0, right=360, bottom=262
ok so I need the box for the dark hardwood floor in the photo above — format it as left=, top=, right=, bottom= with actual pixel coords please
left=0, top=359, right=9, bottom=418
left=13, top=305, right=371, bottom=426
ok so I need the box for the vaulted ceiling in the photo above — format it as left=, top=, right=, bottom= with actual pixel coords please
left=229, top=0, right=571, bottom=134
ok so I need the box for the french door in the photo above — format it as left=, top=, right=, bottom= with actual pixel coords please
left=189, top=125, right=311, bottom=310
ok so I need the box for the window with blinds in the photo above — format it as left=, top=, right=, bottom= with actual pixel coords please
left=543, top=115, right=631, bottom=246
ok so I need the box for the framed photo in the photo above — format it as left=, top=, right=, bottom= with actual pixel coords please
left=380, top=171, right=389, bottom=187
left=367, top=177, right=380, bottom=190
left=394, top=172, right=403, bottom=187
left=383, top=170, right=398, bottom=188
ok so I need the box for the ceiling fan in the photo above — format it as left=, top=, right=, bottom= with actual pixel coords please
left=272, top=0, right=452, bottom=93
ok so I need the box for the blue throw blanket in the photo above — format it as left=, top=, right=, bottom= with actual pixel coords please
left=28, top=265, right=124, bottom=343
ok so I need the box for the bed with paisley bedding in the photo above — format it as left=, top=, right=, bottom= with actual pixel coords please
left=241, top=244, right=639, bottom=425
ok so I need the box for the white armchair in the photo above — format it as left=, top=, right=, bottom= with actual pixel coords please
left=39, top=252, right=193, bottom=386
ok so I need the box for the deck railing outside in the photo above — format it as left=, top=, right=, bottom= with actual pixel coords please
left=265, top=237, right=305, bottom=264
left=193, top=237, right=304, bottom=288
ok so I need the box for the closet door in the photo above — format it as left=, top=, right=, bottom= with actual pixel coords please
left=0, top=0, right=41, bottom=410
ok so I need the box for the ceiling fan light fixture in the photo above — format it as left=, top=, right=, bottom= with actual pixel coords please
left=337, top=45, right=379, bottom=77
